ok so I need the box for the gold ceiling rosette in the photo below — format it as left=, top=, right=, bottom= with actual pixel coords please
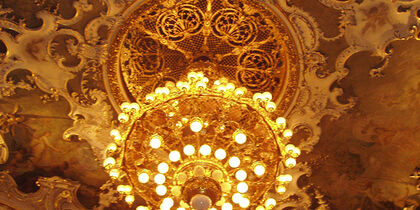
left=103, top=69, right=301, bottom=209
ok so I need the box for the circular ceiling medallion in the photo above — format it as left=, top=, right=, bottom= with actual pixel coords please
left=105, top=0, right=302, bottom=114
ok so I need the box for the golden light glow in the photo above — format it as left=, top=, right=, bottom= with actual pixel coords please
left=169, top=151, right=181, bottom=162
left=229, top=157, right=240, bottom=168
left=138, top=172, right=149, bottom=183
left=283, top=129, right=293, bottom=138
left=109, top=169, right=120, bottom=179
left=214, top=149, right=226, bottom=160
left=183, top=145, right=195, bottom=156
left=190, top=118, right=203, bottom=132
left=156, top=185, right=167, bottom=196
left=235, top=170, right=247, bottom=181
left=117, top=185, right=132, bottom=193
left=285, top=158, right=297, bottom=168
left=137, top=206, right=149, bottom=210
left=199, top=144, right=211, bottom=156
left=237, top=182, right=248, bottom=193
left=125, top=195, right=135, bottom=204
left=154, top=174, right=166, bottom=184
left=103, top=157, right=115, bottom=168
left=232, top=193, right=243, bottom=203
left=254, top=164, right=266, bottom=176
left=233, top=130, right=247, bottom=144
left=106, top=143, right=118, bottom=152
left=222, top=203, right=233, bottom=210
left=158, top=163, right=169, bottom=173
left=239, top=197, right=250, bottom=208
left=265, top=198, right=276, bottom=208
left=150, top=134, right=162, bottom=149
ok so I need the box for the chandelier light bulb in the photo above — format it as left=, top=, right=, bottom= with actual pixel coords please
left=278, top=174, right=292, bottom=183
left=183, top=145, right=195, bottom=156
left=106, top=143, right=118, bottom=152
left=154, top=174, right=166, bottom=184
left=199, top=144, right=211, bottom=156
left=254, top=164, right=265, bottom=176
left=145, top=93, right=155, bottom=102
left=169, top=151, right=181, bottom=162
left=214, top=149, right=226, bottom=160
left=103, top=157, right=115, bottom=168
left=233, top=130, right=247, bottom=144
left=256, top=206, right=266, bottom=210
left=276, top=185, right=286, bottom=193
left=117, top=185, right=132, bottom=193
left=266, top=101, right=276, bottom=112
left=234, top=87, right=246, bottom=96
left=161, top=197, right=174, bottom=209
left=222, top=203, right=233, bottom=210
left=156, top=185, right=167, bottom=196
left=285, top=144, right=295, bottom=153
left=292, top=147, right=301, bottom=157
left=109, top=169, right=120, bottom=179
left=110, top=129, right=121, bottom=141
left=285, top=158, right=296, bottom=168
left=125, top=195, right=135, bottom=204
left=138, top=172, right=149, bottom=183
left=136, top=206, right=149, bottom=210
left=276, top=117, right=286, bottom=129
left=239, top=197, right=250, bottom=208
left=118, top=112, right=129, bottom=123
left=262, top=92, right=272, bottom=101
left=120, top=102, right=130, bottom=111
left=283, top=129, right=293, bottom=138
left=232, top=193, right=243, bottom=203
left=226, top=83, right=235, bottom=91
left=253, top=92, right=264, bottom=102
left=129, top=102, right=140, bottom=112
left=150, top=134, right=162, bottom=149
left=158, top=162, right=169, bottom=173
left=229, top=157, right=240, bottom=168
left=235, top=170, right=247, bottom=181
left=265, top=198, right=276, bottom=208
left=237, top=182, right=248, bottom=193
left=190, top=119, right=203, bottom=132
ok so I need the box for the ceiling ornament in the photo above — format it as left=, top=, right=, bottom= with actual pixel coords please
left=0, top=172, right=85, bottom=209
left=103, top=70, right=305, bottom=209
left=2, top=0, right=417, bottom=208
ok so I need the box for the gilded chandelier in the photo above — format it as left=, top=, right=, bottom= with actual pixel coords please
left=103, top=68, right=301, bottom=209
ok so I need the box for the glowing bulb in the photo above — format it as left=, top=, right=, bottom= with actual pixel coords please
left=222, top=203, right=233, bottom=210
left=109, top=169, right=120, bottom=179
left=188, top=72, right=198, bottom=81
left=145, top=93, right=155, bottom=102
left=103, top=157, right=115, bottom=168
left=283, top=129, right=293, bottom=138
left=229, top=157, right=240, bottom=168
left=237, top=182, right=248, bottom=193
left=190, top=119, right=203, bottom=132
left=235, top=170, right=247, bottom=181
left=285, top=144, right=295, bottom=153
left=183, top=145, right=195, bottom=156
left=110, top=129, right=121, bottom=141
left=156, top=185, right=167, bottom=196
left=129, top=102, right=140, bottom=112
left=161, top=197, right=174, bottom=209
left=117, top=185, right=132, bottom=193
left=196, top=81, right=206, bottom=89
left=106, top=143, right=117, bottom=152
left=233, top=130, right=247, bottom=144
left=150, top=134, right=162, bottom=149
left=161, top=87, right=170, bottom=95
left=253, top=93, right=264, bottom=101
left=137, top=206, right=149, bottom=210
left=234, top=87, right=246, bottom=96
left=278, top=174, right=292, bottom=183
left=118, top=113, right=129, bottom=122
left=285, top=158, right=296, bottom=168
left=256, top=206, right=265, bottom=210
left=276, top=185, right=286, bottom=193
left=265, top=198, right=276, bottom=208
left=199, top=144, right=211, bottom=156
left=138, top=172, right=149, bottom=183
left=158, top=162, right=169, bottom=173
left=232, top=193, right=243, bottom=203
left=254, top=164, right=265, bottom=176
left=226, top=83, right=235, bottom=91
left=120, top=102, right=130, bottom=111
left=214, top=149, right=226, bottom=160
left=276, top=117, right=286, bottom=129
left=154, top=174, right=166, bottom=184
left=266, top=102, right=276, bottom=112
left=169, top=151, right=181, bottom=162
left=292, top=147, right=301, bottom=157
left=262, top=92, right=272, bottom=101
left=125, top=195, right=135, bottom=204
left=239, top=197, right=250, bottom=208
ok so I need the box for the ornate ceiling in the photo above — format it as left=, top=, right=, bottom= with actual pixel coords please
left=0, top=0, right=419, bottom=209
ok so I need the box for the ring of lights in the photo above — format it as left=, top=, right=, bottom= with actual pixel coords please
left=103, top=71, right=301, bottom=209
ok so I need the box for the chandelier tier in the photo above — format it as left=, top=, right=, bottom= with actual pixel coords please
left=103, top=69, right=301, bottom=209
